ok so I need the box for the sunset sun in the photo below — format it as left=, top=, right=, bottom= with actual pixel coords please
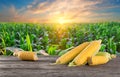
left=57, top=17, right=72, bottom=24
left=58, top=18, right=66, bottom=24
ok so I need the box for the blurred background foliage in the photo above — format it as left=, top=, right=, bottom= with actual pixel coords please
left=0, top=22, right=120, bottom=55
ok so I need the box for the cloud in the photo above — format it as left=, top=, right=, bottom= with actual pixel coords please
left=25, top=0, right=104, bottom=22
left=0, top=5, right=19, bottom=22
left=0, top=0, right=120, bottom=23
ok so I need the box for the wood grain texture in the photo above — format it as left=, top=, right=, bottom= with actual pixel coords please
left=0, top=56, right=120, bottom=77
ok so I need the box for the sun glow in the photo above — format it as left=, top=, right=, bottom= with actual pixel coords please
left=49, top=16, right=73, bottom=24
left=58, top=18, right=66, bottom=24
left=57, top=17, right=72, bottom=24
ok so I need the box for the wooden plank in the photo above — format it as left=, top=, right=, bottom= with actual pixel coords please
left=0, top=56, right=120, bottom=77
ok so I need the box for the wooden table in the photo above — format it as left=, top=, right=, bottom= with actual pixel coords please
left=0, top=56, right=120, bottom=77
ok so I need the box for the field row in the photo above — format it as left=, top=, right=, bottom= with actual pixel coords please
left=0, top=22, right=120, bottom=55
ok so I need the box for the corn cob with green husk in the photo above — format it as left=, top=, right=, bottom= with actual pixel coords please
left=96, top=52, right=117, bottom=59
left=58, top=46, right=74, bottom=56
left=88, top=56, right=109, bottom=66
left=69, top=40, right=102, bottom=66
left=55, top=42, right=90, bottom=64
left=88, top=51, right=117, bottom=66
left=96, top=52, right=112, bottom=60
left=13, top=51, right=38, bottom=61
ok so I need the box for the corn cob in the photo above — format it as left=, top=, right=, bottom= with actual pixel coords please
left=96, top=52, right=117, bottom=59
left=69, top=40, right=102, bottom=66
left=96, top=52, right=111, bottom=60
left=88, top=56, right=109, bottom=66
left=55, top=42, right=90, bottom=64
left=13, top=51, right=38, bottom=61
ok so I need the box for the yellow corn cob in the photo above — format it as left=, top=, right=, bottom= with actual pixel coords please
left=55, top=42, right=90, bottom=64
left=88, top=56, right=109, bottom=66
left=96, top=52, right=112, bottom=60
left=13, top=51, right=38, bottom=61
left=69, top=40, right=102, bottom=66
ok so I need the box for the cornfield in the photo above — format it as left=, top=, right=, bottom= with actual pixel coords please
left=0, top=22, right=120, bottom=55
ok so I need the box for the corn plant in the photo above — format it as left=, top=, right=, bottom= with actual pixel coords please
left=26, top=34, right=32, bottom=51
left=1, top=38, right=6, bottom=55
left=0, top=22, right=120, bottom=56
left=46, top=44, right=58, bottom=55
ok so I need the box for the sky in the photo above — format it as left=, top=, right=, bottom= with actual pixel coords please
left=0, top=0, right=120, bottom=23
